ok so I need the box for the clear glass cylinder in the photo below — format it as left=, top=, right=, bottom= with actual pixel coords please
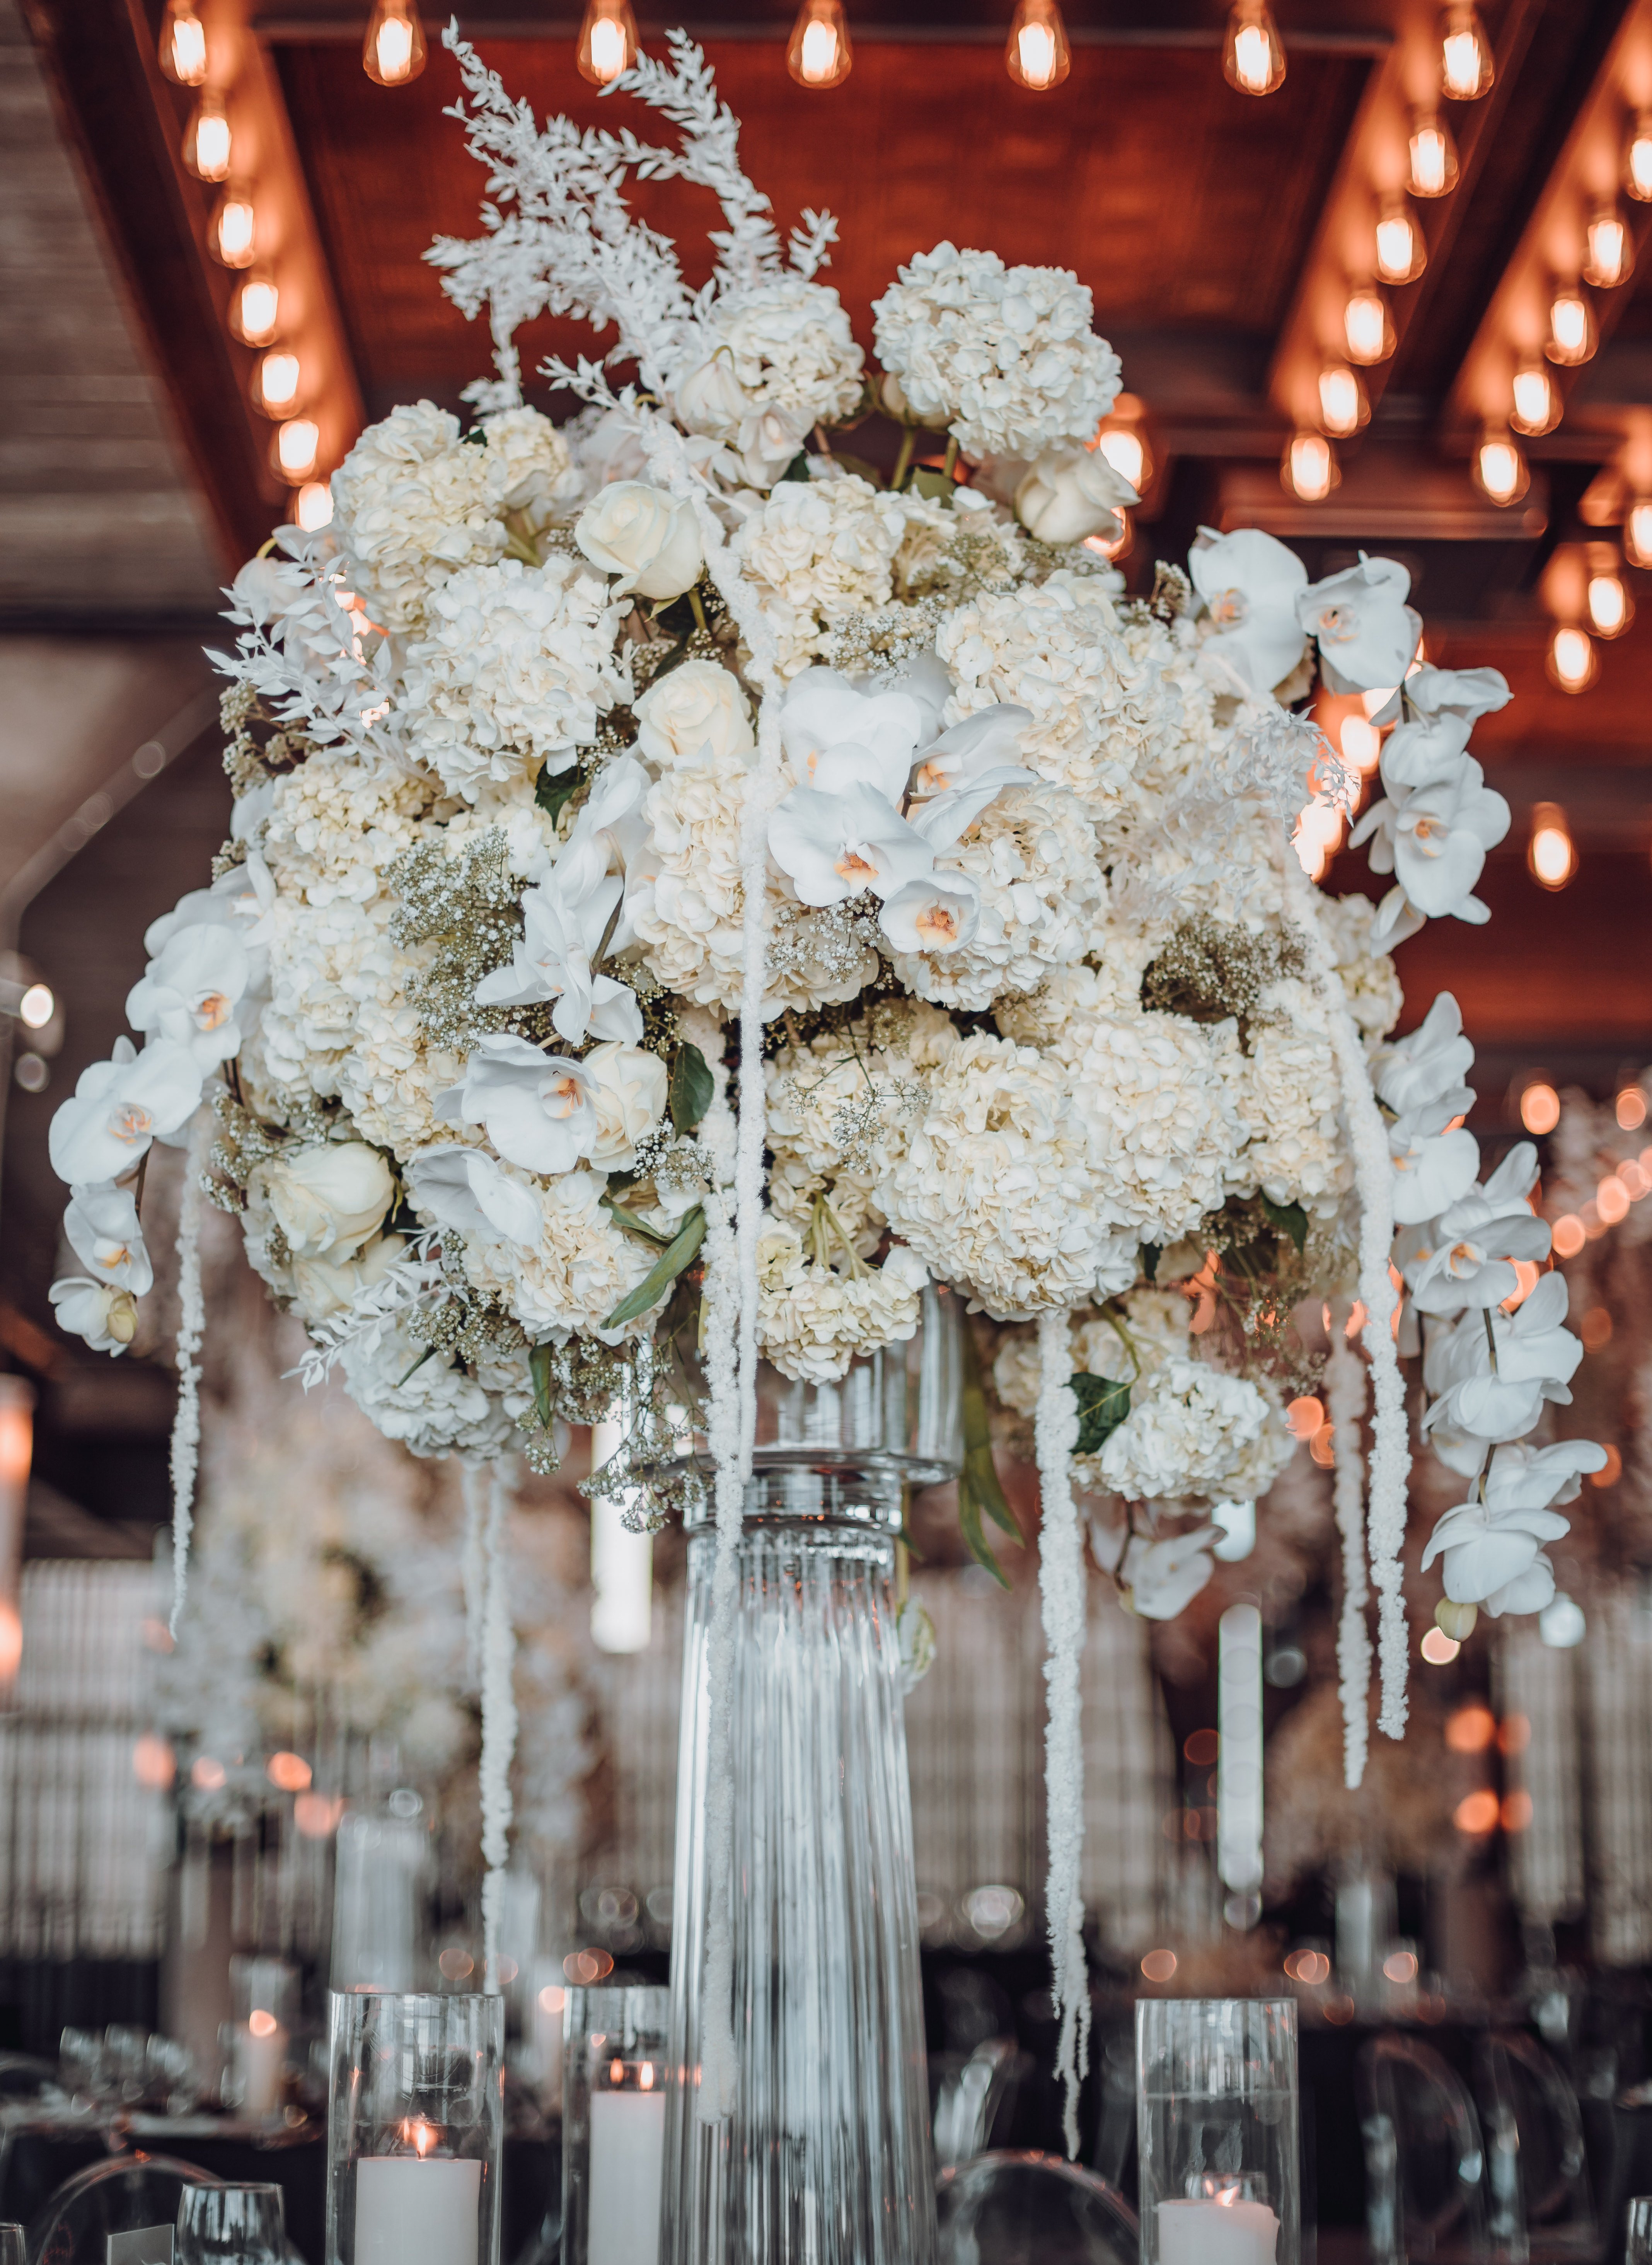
left=659, top=1291, right=962, bottom=2264
left=1137, top=1999, right=1301, bottom=2265
left=325, top=1991, right=503, bottom=2265
left=561, top=1985, right=670, bottom=2265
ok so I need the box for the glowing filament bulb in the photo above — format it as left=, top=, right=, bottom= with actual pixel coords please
left=1476, top=431, right=1526, bottom=505
left=233, top=277, right=279, bottom=347
left=578, top=0, right=638, bottom=87
left=1440, top=3, right=1493, bottom=100
left=1343, top=288, right=1391, bottom=365
left=1585, top=209, right=1632, bottom=288
left=1546, top=291, right=1594, bottom=365
left=1019, top=22, right=1056, bottom=83
left=258, top=352, right=300, bottom=412
left=1628, top=113, right=1652, bottom=201
left=363, top=2, right=428, bottom=86
left=1409, top=113, right=1458, bottom=197
left=1586, top=547, right=1631, bottom=636
left=1625, top=498, right=1652, bottom=570
left=1224, top=3, right=1285, bottom=96
left=1375, top=206, right=1423, bottom=283
left=1004, top=0, right=1069, bottom=90
left=1284, top=430, right=1336, bottom=502
left=1318, top=364, right=1366, bottom=436
left=1509, top=363, right=1554, bottom=435
left=277, top=419, right=320, bottom=480
left=788, top=0, right=852, bottom=87
left=1547, top=626, right=1595, bottom=694
left=295, top=482, right=333, bottom=532
left=1528, top=801, right=1576, bottom=885
left=211, top=193, right=257, bottom=269
left=159, top=0, right=207, bottom=85
left=183, top=91, right=231, bottom=182
left=1095, top=421, right=1150, bottom=490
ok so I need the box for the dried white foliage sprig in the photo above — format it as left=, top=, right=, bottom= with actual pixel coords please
left=1326, top=1325, right=1372, bottom=1790
left=167, top=1112, right=211, bottom=1637
left=1035, top=1308, right=1089, bottom=2159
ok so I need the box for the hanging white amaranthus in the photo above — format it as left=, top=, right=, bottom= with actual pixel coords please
left=1035, top=1309, right=1089, bottom=2159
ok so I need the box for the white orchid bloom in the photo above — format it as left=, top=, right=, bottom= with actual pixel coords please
left=1409, top=1203, right=1551, bottom=1315
left=781, top=669, right=933, bottom=798
left=879, top=871, right=982, bottom=955
left=1374, top=992, right=1474, bottom=1115
left=1377, top=714, right=1473, bottom=794
left=49, top=1037, right=203, bottom=1185
left=877, top=650, right=954, bottom=740
left=1389, top=1093, right=1480, bottom=1225
left=476, top=872, right=642, bottom=1046
left=126, top=921, right=251, bottom=1069
left=1406, top=664, right=1512, bottom=726
left=1188, top=526, right=1308, bottom=698
left=146, top=864, right=273, bottom=991
left=908, top=705, right=1034, bottom=797
left=1365, top=886, right=1428, bottom=953
left=404, top=1143, right=544, bottom=1248
left=1355, top=759, right=1510, bottom=924
left=1422, top=1272, right=1582, bottom=1441
left=1120, top=1525, right=1220, bottom=1620
left=909, top=768, right=1033, bottom=853
left=767, top=784, right=935, bottom=906
left=63, top=1182, right=153, bottom=1295
left=439, top=1035, right=598, bottom=1176
left=1296, top=553, right=1420, bottom=692
left=1483, top=1551, right=1557, bottom=1619
left=555, top=755, right=650, bottom=905
left=49, top=1275, right=139, bottom=1354
left=1420, top=1497, right=1570, bottom=1604
left=1484, top=1437, right=1608, bottom=1513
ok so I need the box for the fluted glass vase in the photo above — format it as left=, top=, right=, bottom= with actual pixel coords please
left=660, top=1284, right=963, bottom=2264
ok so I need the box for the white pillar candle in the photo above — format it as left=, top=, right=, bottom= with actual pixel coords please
left=232, top=2012, right=287, bottom=2121
left=355, top=2153, right=481, bottom=2265
left=588, top=2088, right=666, bottom=2265
left=1158, top=2199, right=1280, bottom=2265
left=530, top=1976, right=566, bottom=2108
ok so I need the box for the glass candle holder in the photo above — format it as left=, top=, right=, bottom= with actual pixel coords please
left=226, top=1954, right=298, bottom=2123
left=562, top=1985, right=669, bottom=2265
left=326, top=1991, right=503, bottom=2265
left=1137, top=1999, right=1300, bottom=2265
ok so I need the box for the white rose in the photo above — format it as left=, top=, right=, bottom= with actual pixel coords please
left=290, top=1230, right=407, bottom=1323
left=674, top=353, right=751, bottom=440
left=735, top=408, right=811, bottom=489
left=261, top=1141, right=395, bottom=1262
left=634, top=659, right=756, bottom=771
left=582, top=1040, right=669, bottom=1170
left=575, top=483, right=704, bottom=601
left=1014, top=447, right=1137, bottom=545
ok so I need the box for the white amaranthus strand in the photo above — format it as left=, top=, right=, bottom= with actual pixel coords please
left=479, top=1463, right=518, bottom=1991
left=459, top=1461, right=487, bottom=1688
left=1280, top=848, right=1410, bottom=1737
left=167, top=1112, right=210, bottom=1638
left=1035, top=1308, right=1090, bottom=2161
left=1326, top=1326, right=1372, bottom=1791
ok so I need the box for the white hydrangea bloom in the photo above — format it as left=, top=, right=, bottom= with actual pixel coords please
left=1234, top=977, right=1351, bottom=1219
left=457, top=1167, right=655, bottom=1340
left=877, top=1029, right=1137, bottom=1318
left=731, top=475, right=917, bottom=677
left=894, top=781, right=1106, bottom=1010
left=993, top=950, right=1156, bottom=1053
left=341, top=1322, right=515, bottom=1460
left=872, top=243, right=1121, bottom=457
left=329, top=402, right=507, bottom=632
left=1071, top=1011, right=1249, bottom=1242
left=756, top=1225, right=926, bottom=1383
left=993, top=1285, right=1191, bottom=1417
left=1316, top=890, right=1403, bottom=1043
left=262, top=751, right=438, bottom=909
left=694, top=278, right=865, bottom=428
left=628, top=747, right=750, bottom=1006
left=1093, top=1356, right=1274, bottom=1502
left=400, top=557, right=629, bottom=800
left=478, top=404, right=578, bottom=522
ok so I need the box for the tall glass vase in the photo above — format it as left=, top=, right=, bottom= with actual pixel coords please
left=660, top=1284, right=963, bottom=2264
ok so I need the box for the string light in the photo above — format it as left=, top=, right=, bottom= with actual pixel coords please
left=1584, top=205, right=1633, bottom=289
left=276, top=419, right=320, bottom=481
left=1618, top=1085, right=1648, bottom=1131
left=256, top=352, right=302, bottom=416
left=230, top=276, right=280, bottom=348
left=1375, top=200, right=1426, bottom=285
left=1528, top=802, right=1576, bottom=889
left=1474, top=426, right=1527, bottom=506
left=1085, top=508, right=1133, bottom=561
left=1282, top=430, right=1338, bottom=502
left=1547, top=624, right=1596, bottom=694
left=1409, top=111, right=1459, bottom=197
left=1318, top=363, right=1367, bottom=437
left=1519, top=1079, right=1560, bottom=1135
left=295, top=481, right=333, bottom=532
left=1627, top=111, right=1652, bottom=201
left=362, top=1, right=427, bottom=86
left=1545, top=289, right=1596, bottom=365
left=1004, top=0, right=1070, bottom=92
left=785, top=0, right=853, bottom=87
left=1586, top=543, right=1632, bottom=637
left=158, top=0, right=208, bottom=86
left=577, top=0, right=639, bottom=87
left=1092, top=399, right=1152, bottom=491
left=1625, top=497, right=1652, bottom=569
left=1439, top=3, right=1493, bottom=101
left=1509, top=361, right=1557, bottom=437
left=1343, top=287, right=1393, bottom=365
left=1223, top=1, right=1286, bottom=97
left=210, top=190, right=257, bottom=270
left=182, top=90, right=231, bottom=183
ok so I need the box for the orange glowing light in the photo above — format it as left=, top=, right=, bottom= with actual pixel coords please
left=1581, top=1306, right=1613, bottom=1351
left=1598, top=1177, right=1631, bottom=1226
left=1140, top=1948, right=1178, bottom=1983
left=1501, top=1260, right=1539, bottom=1312
left=1454, top=1789, right=1500, bottom=1835
left=1499, top=1713, right=1531, bottom=1755
left=248, top=2008, right=279, bottom=2040
left=1589, top=1444, right=1623, bottom=1487
left=267, top=1750, right=312, bottom=1793
left=0, top=1601, right=21, bottom=1685
left=1286, top=1395, right=1325, bottom=1441
left=403, top=2117, right=438, bottom=2158
left=1553, top=1213, right=1586, bottom=1258
left=293, top=1791, right=344, bottom=1838
left=131, top=1733, right=176, bottom=1789
left=1501, top=1790, right=1533, bottom=1833
left=1446, top=1702, right=1496, bottom=1754
left=191, top=1755, right=227, bottom=1791
left=1617, top=1087, right=1648, bottom=1131
left=1421, top=1627, right=1460, bottom=1665
left=1520, top=1081, right=1560, bottom=1135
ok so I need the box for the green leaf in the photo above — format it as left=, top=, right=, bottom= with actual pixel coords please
left=1141, top=1241, right=1161, bottom=1284
left=1071, top=1373, right=1131, bottom=1458
left=396, top=1343, right=438, bottom=1389
left=601, top=1194, right=674, bottom=1248
left=603, top=1204, right=706, bottom=1329
left=907, top=467, right=955, bottom=504
left=534, top=761, right=581, bottom=827
left=956, top=1319, right=1021, bottom=1575
left=669, top=1040, right=715, bottom=1134
left=957, top=1470, right=1011, bottom=1588
left=530, top=1341, right=556, bottom=1431
left=779, top=450, right=813, bottom=483
left=1260, top=1194, right=1309, bottom=1255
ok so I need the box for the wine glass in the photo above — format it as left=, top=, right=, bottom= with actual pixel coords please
left=1626, top=2197, right=1652, bottom=2265
left=177, top=2183, right=287, bottom=2265
left=0, top=2223, right=27, bottom=2265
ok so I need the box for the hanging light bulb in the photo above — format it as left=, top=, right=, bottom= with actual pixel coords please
left=1318, top=363, right=1368, bottom=437
left=788, top=0, right=853, bottom=88
left=1545, top=289, right=1596, bottom=366
left=1626, top=111, right=1652, bottom=201
left=1509, top=361, right=1557, bottom=437
left=1092, top=399, right=1152, bottom=491
left=1374, top=198, right=1426, bottom=285
left=255, top=351, right=302, bottom=416
left=1343, top=287, right=1393, bottom=365
left=1223, top=1, right=1285, bottom=96
left=230, top=275, right=279, bottom=348
left=182, top=89, right=231, bottom=182
left=1004, top=0, right=1070, bottom=92
left=1085, top=508, right=1133, bottom=562
left=1586, top=542, right=1633, bottom=637
left=1625, top=496, right=1652, bottom=570
left=1409, top=111, right=1459, bottom=197
left=210, top=188, right=257, bottom=269
left=362, top=1, right=427, bottom=86
left=158, top=0, right=208, bottom=86
left=1528, top=800, right=1577, bottom=884
left=1474, top=425, right=1528, bottom=505
left=577, top=0, right=638, bottom=87
left=1439, top=3, right=1493, bottom=100
left=1282, top=430, right=1338, bottom=502
left=1546, top=626, right=1596, bottom=694
left=295, top=481, right=333, bottom=533
left=275, top=419, right=320, bottom=482
left=1584, top=204, right=1633, bottom=288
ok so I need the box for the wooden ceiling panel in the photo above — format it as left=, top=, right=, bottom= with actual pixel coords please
left=276, top=35, right=1369, bottom=415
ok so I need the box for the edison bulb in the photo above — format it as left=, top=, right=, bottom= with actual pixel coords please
left=159, top=0, right=207, bottom=85
left=1509, top=363, right=1554, bottom=436
left=1344, top=288, right=1392, bottom=365
left=1475, top=431, right=1527, bottom=505
left=1628, top=112, right=1652, bottom=200
left=276, top=419, right=320, bottom=481
left=362, top=1, right=428, bottom=85
left=1528, top=802, right=1576, bottom=885
left=1625, top=498, right=1652, bottom=570
left=1440, top=3, right=1493, bottom=100
left=1547, top=626, right=1595, bottom=694
left=577, top=0, right=638, bottom=86
left=1375, top=204, right=1424, bottom=284
left=1318, top=364, right=1366, bottom=437
left=1004, top=0, right=1070, bottom=90
left=1545, top=292, right=1594, bottom=366
left=1585, top=208, right=1632, bottom=288
left=1223, top=3, right=1285, bottom=96
left=1410, top=113, right=1458, bottom=196
left=787, top=0, right=853, bottom=87
left=1283, top=431, right=1337, bottom=502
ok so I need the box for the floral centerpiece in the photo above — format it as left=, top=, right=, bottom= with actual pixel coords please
left=43, top=29, right=1603, bottom=2151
